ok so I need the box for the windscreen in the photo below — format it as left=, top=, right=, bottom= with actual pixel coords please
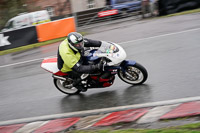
left=96, top=42, right=119, bottom=54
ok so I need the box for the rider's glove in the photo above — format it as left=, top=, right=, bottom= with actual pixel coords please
left=93, top=59, right=105, bottom=71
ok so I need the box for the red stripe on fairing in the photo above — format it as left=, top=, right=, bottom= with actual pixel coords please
left=54, top=71, right=68, bottom=76
left=33, top=117, right=80, bottom=133
left=103, top=82, right=112, bottom=87
left=42, top=57, right=57, bottom=63
left=99, top=78, right=110, bottom=82
left=91, top=76, right=98, bottom=80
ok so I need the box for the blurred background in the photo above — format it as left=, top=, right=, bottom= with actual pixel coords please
left=0, top=0, right=200, bottom=31
left=0, top=0, right=200, bottom=51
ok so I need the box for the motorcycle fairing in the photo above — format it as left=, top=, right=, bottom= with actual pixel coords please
left=85, top=49, right=99, bottom=61
left=89, top=75, right=115, bottom=88
left=41, top=57, right=67, bottom=76
left=119, top=60, right=136, bottom=73
left=121, top=60, right=136, bottom=66
left=86, top=42, right=127, bottom=66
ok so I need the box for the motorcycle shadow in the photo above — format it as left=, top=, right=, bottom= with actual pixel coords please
left=123, top=84, right=152, bottom=104
left=59, top=84, right=152, bottom=112
left=60, top=90, right=119, bottom=112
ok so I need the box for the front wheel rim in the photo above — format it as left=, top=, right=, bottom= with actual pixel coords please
left=119, top=66, right=144, bottom=84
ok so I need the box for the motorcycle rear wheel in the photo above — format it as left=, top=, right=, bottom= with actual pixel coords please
left=53, top=78, right=81, bottom=95
left=118, top=63, right=148, bottom=85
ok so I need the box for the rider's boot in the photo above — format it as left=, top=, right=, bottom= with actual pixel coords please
left=73, top=78, right=87, bottom=92
left=77, top=86, right=87, bottom=92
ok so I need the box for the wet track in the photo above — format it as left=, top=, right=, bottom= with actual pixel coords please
left=0, top=13, right=200, bottom=121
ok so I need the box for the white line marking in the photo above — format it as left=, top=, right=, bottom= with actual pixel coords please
left=0, top=56, right=56, bottom=68
left=119, top=27, right=200, bottom=45
left=0, top=27, right=200, bottom=68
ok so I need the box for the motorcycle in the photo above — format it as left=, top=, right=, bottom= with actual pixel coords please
left=41, top=41, right=148, bottom=95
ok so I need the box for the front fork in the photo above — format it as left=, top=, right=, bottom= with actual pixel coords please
left=104, top=60, right=136, bottom=79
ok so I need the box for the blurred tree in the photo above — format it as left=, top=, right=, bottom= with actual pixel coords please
left=26, top=0, right=71, bottom=16
left=57, top=0, right=71, bottom=16
left=0, top=0, right=27, bottom=30
left=25, top=0, right=41, bottom=12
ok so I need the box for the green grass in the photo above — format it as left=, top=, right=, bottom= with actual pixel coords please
left=160, top=8, right=200, bottom=18
left=177, top=122, right=200, bottom=130
left=68, top=122, right=200, bottom=133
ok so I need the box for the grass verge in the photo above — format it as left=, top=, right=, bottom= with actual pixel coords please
left=160, top=8, right=200, bottom=18
left=68, top=122, right=200, bottom=133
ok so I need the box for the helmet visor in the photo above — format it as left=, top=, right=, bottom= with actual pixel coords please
left=74, top=41, right=84, bottom=50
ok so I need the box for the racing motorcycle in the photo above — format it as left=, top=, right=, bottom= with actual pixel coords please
left=41, top=41, right=148, bottom=95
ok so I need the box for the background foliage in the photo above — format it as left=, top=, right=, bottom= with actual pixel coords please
left=0, top=0, right=27, bottom=30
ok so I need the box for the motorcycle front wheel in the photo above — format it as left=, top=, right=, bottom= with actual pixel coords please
left=53, top=78, right=81, bottom=95
left=118, top=63, right=148, bottom=85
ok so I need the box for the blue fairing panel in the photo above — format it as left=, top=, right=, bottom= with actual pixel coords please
left=120, top=60, right=136, bottom=67
left=86, top=49, right=99, bottom=61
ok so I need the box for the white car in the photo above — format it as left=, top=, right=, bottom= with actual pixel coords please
left=2, top=10, right=51, bottom=32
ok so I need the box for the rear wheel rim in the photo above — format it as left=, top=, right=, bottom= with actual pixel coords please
left=56, top=79, right=79, bottom=94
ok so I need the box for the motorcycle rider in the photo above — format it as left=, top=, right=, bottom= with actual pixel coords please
left=57, top=32, right=104, bottom=92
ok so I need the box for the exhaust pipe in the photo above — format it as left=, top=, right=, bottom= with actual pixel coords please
left=52, top=75, right=66, bottom=81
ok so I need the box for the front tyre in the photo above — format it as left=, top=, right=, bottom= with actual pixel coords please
left=53, top=78, right=81, bottom=95
left=118, top=63, right=148, bottom=85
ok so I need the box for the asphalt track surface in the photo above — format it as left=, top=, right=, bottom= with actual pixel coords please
left=0, top=13, right=200, bottom=122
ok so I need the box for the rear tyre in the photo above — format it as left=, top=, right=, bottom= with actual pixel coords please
left=53, top=78, right=81, bottom=95
left=118, top=63, right=148, bottom=85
